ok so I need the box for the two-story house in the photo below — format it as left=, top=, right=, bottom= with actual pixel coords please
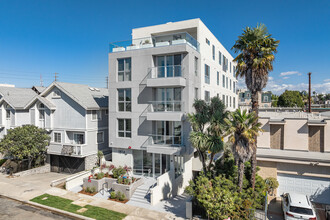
left=238, top=89, right=272, bottom=110
left=257, top=111, right=330, bottom=204
left=108, top=18, right=238, bottom=203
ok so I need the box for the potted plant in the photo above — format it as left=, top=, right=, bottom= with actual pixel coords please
left=127, top=43, right=139, bottom=50
left=141, top=39, right=153, bottom=48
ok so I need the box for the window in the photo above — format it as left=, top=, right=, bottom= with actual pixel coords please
left=205, top=91, right=210, bottom=102
left=92, top=110, right=102, bottom=120
left=222, top=55, right=228, bottom=72
left=264, top=95, right=269, bottom=102
left=174, top=155, right=184, bottom=178
left=222, top=95, right=225, bottom=104
left=118, top=58, right=131, bottom=81
left=194, top=57, right=198, bottom=76
left=233, top=97, right=236, bottom=108
left=226, top=77, right=228, bottom=89
left=105, top=109, right=108, bottom=115
left=74, top=133, right=85, bottom=144
left=233, top=66, right=236, bottom=77
left=204, top=64, right=210, bottom=84
left=219, top=51, right=222, bottom=65
left=53, top=90, right=61, bottom=98
left=230, top=96, right=232, bottom=107
left=39, top=103, right=45, bottom=120
left=230, top=62, right=232, bottom=73
left=154, top=88, right=182, bottom=111
left=212, top=45, right=215, bottom=60
left=118, top=88, right=131, bottom=112
left=6, top=109, right=10, bottom=120
left=222, top=75, right=225, bottom=87
left=97, top=131, right=104, bottom=143
left=206, top=38, right=210, bottom=45
left=157, top=55, right=182, bottom=78
left=54, top=132, right=61, bottom=143
left=217, top=72, right=219, bottom=85
left=233, top=82, right=236, bottom=93
left=118, top=119, right=131, bottom=138
left=230, top=79, right=232, bottom=90
left=195, top=88, right=199, bottom=99
left=226, top=96, right=228, bottom=107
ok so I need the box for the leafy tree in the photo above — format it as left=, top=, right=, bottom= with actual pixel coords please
left=232, top=24, right=279, bottom=189
left=271, top=94, right=278, bottom=107
left=277, top=90, right=304, bottom=107
left=0, top=125, right=50, bottom=169
left=188, top=97, right=228, bottom=173
left=224, top=109, right=262, bottom=191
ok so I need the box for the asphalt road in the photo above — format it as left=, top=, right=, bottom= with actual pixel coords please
left=0, top=196, right=74, bottom=220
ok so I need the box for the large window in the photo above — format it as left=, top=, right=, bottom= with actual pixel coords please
left=154, top=121, right=182, bottom=145
left=97, top=131, right=104, bottom=144
left=226, top=77, right=228, bottom=89
left=195, top=88, right=199, bottom=99
left=39, top=103, right=45, bottom=120
left=222, top=95, right=225, bottom=104
left=233, top=81, right=236, bottom=93
left=233, top=66, right=236, bottom=77
left=118, top=58, right=131, bottom=81
left=205, top=91, right=210, bottom=102
left=154, top=88, right=182, bottom=112
left=6, top=109, right=10, bottom=120
left=174, top=155, right=184, bottom=178
left=230, top=79, right=232, bottom=90
left=118, top=119, right=131, bottom=138
left=118, top=88, right=131, bottom=112
left=91, top=110, right=101, bottom=121
left=212, top=45, right=215, bottom=60
left=74, top=133, right=85, bottom=144
left=194, top=57, right=198, bottom=76
left=219, top=51, right=222, bottom=65
left=157, top=55, right=182, bottom=78
left=217, top=71, right=220, bottom=85
left=233, top=97, right=236, bottom=108
left=204, top=64, right=210, bottom=84
left=54, top=132, right=61, bottom=143
left=222, top=75, right=225, bottom=87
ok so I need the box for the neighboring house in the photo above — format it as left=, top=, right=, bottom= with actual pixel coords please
left=108, top=18, right=238, bottom=205
left=238, top=89, right=272, bottom=110
left=0, top=87, right=37, bottom=139
left=0, top=82, right=109, bottom=174
left=257, top=111, right=330, bottom=204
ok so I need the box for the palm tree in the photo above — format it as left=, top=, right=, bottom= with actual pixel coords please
left=224, top=109, right=263, bottom=191
left=232, top=24, right=279, bottom=189
left=188, top=97, right=228, bottom=173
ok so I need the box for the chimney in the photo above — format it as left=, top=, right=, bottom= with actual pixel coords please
left=308, top=72, right=312, bottom=113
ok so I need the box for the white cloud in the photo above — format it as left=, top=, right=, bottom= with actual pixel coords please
left=280, top=71, right=301, bottom=76
left=265, top=82, right=330, bottom=95
left=324, top=79, right=330, bottom=82
left=282, top=76, right=289, bottom=79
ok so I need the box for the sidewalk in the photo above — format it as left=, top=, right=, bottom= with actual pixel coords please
left=0, top=173, right=181, bottom=220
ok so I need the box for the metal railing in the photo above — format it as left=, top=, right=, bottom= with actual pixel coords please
left=148, top=65, right=184, bottom=78
left=149, top=101, right=184, bottom=112
left=109, top=32, right=200, bottom=53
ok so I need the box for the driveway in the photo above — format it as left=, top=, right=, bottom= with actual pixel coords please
left=0, top=172, right=69, bottom=201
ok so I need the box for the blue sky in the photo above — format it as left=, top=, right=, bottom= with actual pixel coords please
left=0, top=0, right=329, bottom=94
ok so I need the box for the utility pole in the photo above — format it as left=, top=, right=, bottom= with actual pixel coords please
left=40, top=74, right=43, bottom=87
left=106, top=76, right=108, bottom=89
left=54, top=72, right=59, bottom=82
left=308, top=72, right=312, bottom=113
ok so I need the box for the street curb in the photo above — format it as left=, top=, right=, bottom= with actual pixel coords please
left=0, top=194, right=94, bottom=220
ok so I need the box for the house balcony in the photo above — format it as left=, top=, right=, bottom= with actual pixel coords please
left=109, top=32, right=200, bottom=53
left=47, top=143, right=87, bottom=157
left=142, top=134, right=183, bottom=155
left=146, top=65, right=186, bottom=87
left=147, top=101, right=184, bottom=121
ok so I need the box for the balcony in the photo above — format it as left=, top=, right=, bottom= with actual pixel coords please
left=109, top=32, right=200, bottom=53
left=146, top=65, right=186, bottom=87
left=147, top=101, right=185, bottom=121
left=142, top=134, right=183, bottom=155
left=47, top=143, right=86, bottom=157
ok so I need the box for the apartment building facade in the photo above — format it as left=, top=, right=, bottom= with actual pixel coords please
left=238, top=89, right=272, bottom=110
left=108, top=19, right=238, bottom=200
left=257, top=111, right=330, bottom=204
left=0, top=82, right=109, bottom=174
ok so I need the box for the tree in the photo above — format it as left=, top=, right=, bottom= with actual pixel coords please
left=0, top=125, right=50, bottom=169
left=232, top=23, right=279, bottom=189
left=224, top=109, right=263, bottom=191
left=277, top=90, right=304, bottom=107
left=188, top=97, right=228, bottom=174
left=271, top=94, right=278, bottom=107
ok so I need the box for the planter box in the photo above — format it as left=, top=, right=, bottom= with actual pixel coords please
left=112, top=178, right=144, bottom=200
left=172, top=39, right=186, bottom=45
left=112, top=47, right=125, bottom=52
left=83, top=177, right=105, bottom=192
left=155, top=42, right=170, bottom=47
left=104, top=177, right=117, bottom=189
left=126, top=45, right=139, bottom=50
left=141, top=43, right=153, bottom=49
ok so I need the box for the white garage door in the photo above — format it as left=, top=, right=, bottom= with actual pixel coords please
left=277, top=173, right=330, bottom=204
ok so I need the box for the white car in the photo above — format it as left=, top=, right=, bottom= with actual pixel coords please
left=282, top=192, right=317, bottom=220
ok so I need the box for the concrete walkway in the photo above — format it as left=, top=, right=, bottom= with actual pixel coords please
left=0, top=173, right=181, bottom=220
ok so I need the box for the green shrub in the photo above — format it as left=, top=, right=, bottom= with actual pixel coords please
left=265, top=177, right=279, bottom=194
left=117, top=177, right=123, bottom=184
left=116, top=191, right=126, bottom=201
left=110, top=191, right=117, bottom=199
left=90, top=187, right=96, bottom=193
left=97, top=172, right=105, bottom=180
left=0, top=159, right=7, bottom=167
left=124, top=178, right=130, bottom=185
left=112, top=167, right=126, bottom=179
left=86, top=187, right=91, bottom=193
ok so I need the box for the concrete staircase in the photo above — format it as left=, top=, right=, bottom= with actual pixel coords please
left=127, top=177, right=156, bottom=206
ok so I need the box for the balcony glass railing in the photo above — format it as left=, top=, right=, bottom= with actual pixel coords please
left=148, top=134, right=182, bottom=146
left=149, top=101, right=184, bottom=112
left=149, top=65, right=184, bottom=78
left=109, top=32, right=200, bottom=53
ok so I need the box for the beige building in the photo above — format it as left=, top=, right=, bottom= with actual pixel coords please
left=257, top=111, right=330, bottom=204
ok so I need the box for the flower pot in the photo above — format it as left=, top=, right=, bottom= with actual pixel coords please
left=113, top=47, right=125, bottom=52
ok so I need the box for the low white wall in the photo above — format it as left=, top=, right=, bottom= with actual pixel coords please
left=65, top=170, right=92, bottom=190
left=150, top=171, right=174, bottom=205
left=13, top=164, right=50, bottom=177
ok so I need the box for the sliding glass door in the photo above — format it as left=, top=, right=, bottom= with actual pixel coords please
left=156, top=54, right=182, bottom=78
left=154, top=121, right=182, bottom=146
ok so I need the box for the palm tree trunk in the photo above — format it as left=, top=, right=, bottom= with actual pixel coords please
left=238, top=160, right=244, bottom=192
left=198, top=150, right=207, bottom=174
left=207, top=153, right=215, bottom=172
left=250, top=91, right=260, bottom=190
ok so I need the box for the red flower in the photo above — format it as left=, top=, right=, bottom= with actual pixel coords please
left=128, top=146, right=132, bottom=149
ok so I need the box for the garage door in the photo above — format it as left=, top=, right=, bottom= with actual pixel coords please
left=277, top=173, right=330, bottom=204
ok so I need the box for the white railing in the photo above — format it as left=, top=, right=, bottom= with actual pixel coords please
left=149, top=101, right=184, bottom=112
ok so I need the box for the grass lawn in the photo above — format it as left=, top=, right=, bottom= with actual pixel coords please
left=31, top=194, right=127, bottom=220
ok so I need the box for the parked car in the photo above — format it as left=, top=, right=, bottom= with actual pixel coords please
left=281, top=192, right=317, bottom=220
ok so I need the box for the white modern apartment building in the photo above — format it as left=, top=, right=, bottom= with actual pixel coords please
left=108, top=19, right=237, bottom=203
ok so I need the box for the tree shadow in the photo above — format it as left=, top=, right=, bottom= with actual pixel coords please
left=310, top=185, right=330, bottom=205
